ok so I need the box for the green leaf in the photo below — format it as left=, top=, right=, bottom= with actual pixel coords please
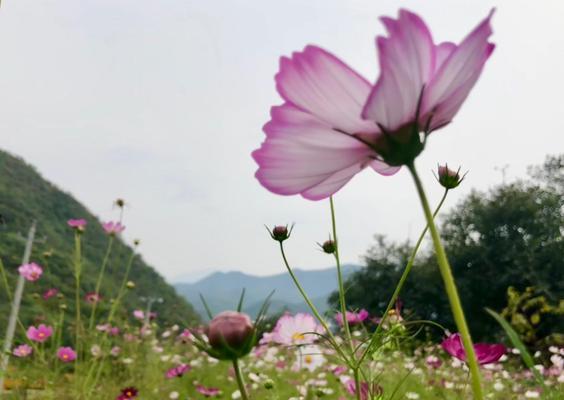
left=485, top=308, right=545, bottom=387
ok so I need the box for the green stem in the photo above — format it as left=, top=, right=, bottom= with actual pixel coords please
left=407, top=162, right=483, bottom=400
left=278, top=243, right=352, bottom=366
left=73, top=232, right=82, bottom=360
left=328, top=197, right=360, bottom=400
left=357, top=188, right=449, bottom=366
left=89, top=237, right=114, bottom=329
left=107, top=249, right=136, bottom=323
left=232, top=358, right=249, bottom=400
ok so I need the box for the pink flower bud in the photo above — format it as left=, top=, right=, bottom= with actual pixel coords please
left=437, top=165, right=465, bottom=189
left=208, top=311, right=253, bottom=353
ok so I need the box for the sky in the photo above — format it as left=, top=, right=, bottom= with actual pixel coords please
left=0, top=0, right=563, bottom=282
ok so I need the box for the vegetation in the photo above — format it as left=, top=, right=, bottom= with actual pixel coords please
left=0, top=149, right=199, bottom=328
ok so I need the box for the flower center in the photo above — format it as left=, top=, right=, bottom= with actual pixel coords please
left=291, top=332, right=305, bottom=341
left=304, top=355, right=313, bottom=364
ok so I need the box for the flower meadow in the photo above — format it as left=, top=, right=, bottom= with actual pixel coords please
left=1, top=7, right=563, bottom=400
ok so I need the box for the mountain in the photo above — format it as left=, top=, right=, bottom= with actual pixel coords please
left=0, top=149, right=199, bottom=327
left=174, top=265, right=362, bottom=320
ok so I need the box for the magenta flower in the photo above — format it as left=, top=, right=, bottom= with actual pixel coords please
left=102, top=221, right=126, bottom=235
left=344, top=379, right=382, bottom=400
left=117, top=387, right=138, bottom=400
left=12, top=344, right=33, bottom=358
left=195, top=385, right=221, bottom=397
left=26, top=324, right=53, bottom=343
left=361, top=9, right=495, bottom=165
left=253, top=9, right=494, bottom=199
left=335, top=309, right=369, bottom=327
left=442, top=333, right=506, bottom=365
left=18, top=262, right=43, bottom=282
left=42, top=288, right=59, bottom=300
left=165, top=363, right=191, bottom=379
left=67, top=218, right=87, bottom=231
left=56, top=346, right=77, bottom=363
left=133, top=309, right=145, bottom=320
left=85, top=292, right=102, bottom=304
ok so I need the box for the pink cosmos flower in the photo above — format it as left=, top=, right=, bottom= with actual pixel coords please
left=85, top=292, right=102, bottom=304
left=102, top=221, right=126, bottom=235
left=343, top=379, right=383, bottom=400
left=56, top=346, right=77, bottom=363
left=110, top=346, right=121, bottom=357
left=208, top=311, right=253, bottom=351
left=18, top=262, right=43, bottom=282
left=271, top=313, right=322, bottom=345
left=26, top=324, right=53, bottom=343
left=43, top=288, right=59, bottom=300
left=253, top=9, right=494, bottom=200
left=165, top=363, right=191, bottom=379
left=13, top=344, right=33, bottom=358
left=441, top=333, right=506, bottom=365
left=67, top=218, right=87, bottom=231
left=362, top=9, right=495, bottom=166
left=117, top=387, right=138, bottom=400
left=133, top=310, right=145, bottom=320
left=195, top=385, right=220, bottom=397
left=335, top=309, right=369, bottom=327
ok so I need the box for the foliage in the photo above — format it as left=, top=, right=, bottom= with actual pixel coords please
left=0, top=149, right=199, bottom=330
left=330, top=155, right=564, bottom=342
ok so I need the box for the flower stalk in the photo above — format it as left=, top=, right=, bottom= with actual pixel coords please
left=407, top=162, right=483, bottom=400
left=232, top=358, right=249, bottom=400
left=89, top=236, right=115, bottom=329
left=73, top=230, right=83, bottom=359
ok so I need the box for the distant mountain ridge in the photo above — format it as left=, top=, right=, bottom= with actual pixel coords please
left=174, top=265, right=362, bottom=319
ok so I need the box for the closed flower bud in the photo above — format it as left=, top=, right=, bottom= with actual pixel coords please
left=320, top=239, right=336, bottom=254
left=268, top=225, right=293, bottom=242
left=126, top=281, right=135, bottom=289
left=436, top=164, right=466, bottom=189
left=133, top=239, right=141, bottom=247
left=115, top=198, right=126, bottom=208
left=207, top=311, right=254, bottom=360
left=263, top=379, right=274, bottom=390
left=59, top=303, right=67, bottom=310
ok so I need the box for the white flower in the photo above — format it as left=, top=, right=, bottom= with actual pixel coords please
left=293, top=345, right=325, bottom=372
left=405, top=392, right=420, bottom=399
left=524, top=390, right=540, bottom=398
left=231, top=390, right=241, bottom=399
left=169, top=391, right=179, bottom=399
left=493, top=381, right=504, bottom=391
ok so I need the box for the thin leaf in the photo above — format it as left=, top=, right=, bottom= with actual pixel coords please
left=237, top=288, right=246, bottom=312
left=199, top=293, right=214, bottom=320
left=485, top=308, right=545, bottom=387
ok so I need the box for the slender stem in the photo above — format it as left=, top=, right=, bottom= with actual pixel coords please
left=74, top=232, right=83, bottom=359
left=357, top=189, right=449, bottom=366
left=278, top=243, right=352, bottom=365
left=107, top=249, right=136, bottom=323
left=233, top=358, right=249, bottom=400
left=407, top=162, right=483, bottom=400
left=89, top=236, right=114, bottom=329
left=329, top=197, right=360, bottom=400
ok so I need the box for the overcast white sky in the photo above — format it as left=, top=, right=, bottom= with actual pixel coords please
left=0, top=0, right=562, bottom=281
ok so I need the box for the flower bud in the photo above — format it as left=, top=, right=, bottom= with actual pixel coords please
left=267, top=224, right=293, bottom=242
left=126, top=281, right=136, bottom=289
left=436, top=164, right=465, bottom=189
left=115, top=198, right=126, bottom=208
left=263, top=379, right=274, bottom=390
left=133, top=239, right=141, bottom=247
left=320, top=239, right=336, bottom=254
left=207, top=311, right=254, bottom=360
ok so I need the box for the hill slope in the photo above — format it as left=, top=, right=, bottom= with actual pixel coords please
left=174, top=265, right=361, bottom=319
left=0, top=149, right=199, bottom=327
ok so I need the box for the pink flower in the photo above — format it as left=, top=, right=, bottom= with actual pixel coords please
left=208, top=311, right=253, bottom=351
left=252, top=45, right=399, bottom=200
left=67, top=218, right=87, bottom=231
left=335, top=309, right=369, bottom=327
left=441, top=333, right=506, bottom=365
left=165, top=363, right=191, bottom=379
left=42, top=288, right=59, bottom=300
left=102, top=221, right=126, bottom=235
left=85, top=292, right=102, bottom=304
left=195, top=385, right=220, bottom=397
left=110, top=346, right=121, bottom=357
left=252, top=9, right=494, bottom=199
left=271, top=313, right=322, bottom=345
left=26, top=324, right=53, bottom=343
left=343, top=379, right=382, bottom=400
left=426, top=355, right=442, bottom=369
left=133, top=310, right=145, bottom=320
left=361, top=9, right=495, bottom=165
left=13, top=344, right=33, bottom=358
left=18, top=263, right=43, bottom=282
left=56, top=346, right=77, bottom=363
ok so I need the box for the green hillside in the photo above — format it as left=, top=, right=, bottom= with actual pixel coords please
left=0, top=149, right=199, bottom=329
